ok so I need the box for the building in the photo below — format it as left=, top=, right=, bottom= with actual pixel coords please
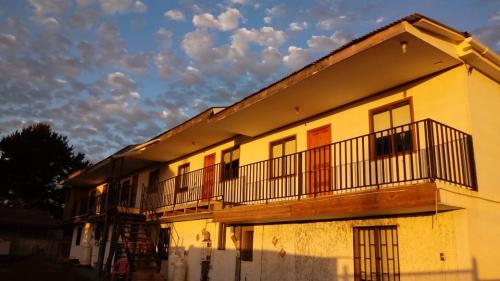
left=0, top=207, right=66, bottom=258
left=63, top=14, right=500, bottom=281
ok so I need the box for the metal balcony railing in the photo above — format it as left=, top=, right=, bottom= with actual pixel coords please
left=141, top=119, right=477, bottom=211
left=72, top=181, right=142, bottom=218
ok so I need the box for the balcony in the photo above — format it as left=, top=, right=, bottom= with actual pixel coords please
left=143, top=119, right=477, bottom=217
left=72, top=183, right=140, bottom=219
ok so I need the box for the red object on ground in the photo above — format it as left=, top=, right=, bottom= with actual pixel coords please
left=111, top=257, right=128, bottom=281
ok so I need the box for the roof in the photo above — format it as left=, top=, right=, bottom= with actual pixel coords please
left=65, top=13, right=499, bottom=187
left=211, top=13, right=470, bottom=120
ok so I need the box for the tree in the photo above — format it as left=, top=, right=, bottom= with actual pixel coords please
left=0, top=123, right=90, bottom=217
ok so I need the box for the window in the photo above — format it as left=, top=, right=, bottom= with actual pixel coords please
left=353, top=226, right=400, bottom=281
left=148, top=169, right=160, bottom=193
left=75, top=226, right=83, bottom=246
left=270, top=136, right=297, bottom=178
left=130, top=175, right=138, bottom=208
left=217, top=223, right=226, bottom=250
left=221, top=147, right=240, bottom=181
left=88, top=190, right=96, bottom=214
left=176, top=163, right=190, bottom=191
left=240, top=226, right=254, bottom=261
left=158, top=228, right=170, bottom=260
left=370, top=99, right=414, bottom=158
left=120, top=179, right=131, bottom=206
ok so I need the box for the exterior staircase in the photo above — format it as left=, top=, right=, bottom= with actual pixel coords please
left=119, top=217, right=165, bottom=281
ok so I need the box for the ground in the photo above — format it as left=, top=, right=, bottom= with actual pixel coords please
left=0, top=255, right=96, bottom=281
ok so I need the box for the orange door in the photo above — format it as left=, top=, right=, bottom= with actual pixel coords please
left=202, top=154, right=216, bottom=200
left=307, top=125, right=331, bottom=195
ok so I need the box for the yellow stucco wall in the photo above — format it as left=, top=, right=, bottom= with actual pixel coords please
left=83, top=62, right=500, bottom=281
left=166, top=211, right=493, bottom=281
left=239, top=65, right=472, bottom=166
left=466, top=69, right=500, bottom=200
left=165, top=140, right=236, bottom=179
left=146, top=65, right=474, bottom=183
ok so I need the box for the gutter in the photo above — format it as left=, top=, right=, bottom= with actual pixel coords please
left=464, top=37, right=500, bottom=67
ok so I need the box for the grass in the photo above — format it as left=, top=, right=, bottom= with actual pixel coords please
left=0, top=255, right=97, bottom=281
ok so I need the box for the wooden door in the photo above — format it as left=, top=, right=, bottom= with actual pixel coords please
left=307, top=125, right=332, bottom=195
left=202, top=154, right=216, bottom=200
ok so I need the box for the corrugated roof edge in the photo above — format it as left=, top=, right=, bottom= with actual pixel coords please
left=64, top=107, right=226, bottom=184
left=210, top=13, right=469, bottom=119
left=65, top=14, right=470, bottom=184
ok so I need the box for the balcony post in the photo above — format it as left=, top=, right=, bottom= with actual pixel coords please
left=173, top=181, right=178, bottom=210
left=426, top=119, right=437, bottom=182
left=467, top=135, right=478, bottom=190
left=298, top=152, right=303, bottom=200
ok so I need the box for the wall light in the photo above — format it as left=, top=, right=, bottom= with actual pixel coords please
left=401, top=42, right=408, bottom=54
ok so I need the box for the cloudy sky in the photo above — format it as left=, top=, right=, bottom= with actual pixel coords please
left=0, top=0, right=498, bottom=162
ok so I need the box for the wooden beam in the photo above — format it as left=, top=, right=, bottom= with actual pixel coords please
left=213, top=183, right=439, bottom=224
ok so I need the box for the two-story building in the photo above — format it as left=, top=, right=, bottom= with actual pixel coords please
left=64, top=14, right=500, bottom=281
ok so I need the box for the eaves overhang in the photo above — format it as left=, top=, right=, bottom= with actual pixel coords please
left=64, top=144, right=158, bottom=188
left=73, top=14, right=499, bottom=172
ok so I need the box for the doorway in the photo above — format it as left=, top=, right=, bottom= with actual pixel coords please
left=202, top=153, right=216, bottom=201
left=307, top=124, right=332, bottom=195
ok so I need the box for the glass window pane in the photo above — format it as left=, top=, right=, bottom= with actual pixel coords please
left=284, top=139, right=296, bottom=155
left=392, top=104, right=411, bottom=127
left=272, top=144, right=282, bottom=158
left=373, top=111, right=391, bottom=131
left=223, top=151, right=230, bottom=163
left=232, top=148, right=240, bottom=160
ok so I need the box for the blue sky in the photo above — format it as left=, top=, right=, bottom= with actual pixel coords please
left=0, top=0, right=498, bottom=162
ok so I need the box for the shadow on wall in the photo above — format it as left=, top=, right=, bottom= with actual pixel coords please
left=165, top=246, right=498, bottom=281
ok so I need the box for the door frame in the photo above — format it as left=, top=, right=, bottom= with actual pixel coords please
left=202, top=153, right=216, bottom=201
left=306, top=124, right=332, bottom=196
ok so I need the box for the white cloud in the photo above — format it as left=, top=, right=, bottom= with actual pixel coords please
left=129, top=91, right=140, bottom=99
left=231, top=0, right=248, bottom=4
left=317, top=15, right=347, bottom=30
left=180, top=66, right=202, bottom=85
left=105, top=72, right=136, bottom=91
left=283, top=46, right=310, bottom=70
left=283, top=31, right=352, bottom=71
left=96, top=22, right=151, bottom=74
left=99, top=0, right=147, bottom=14
left=489, top=11, right=500, bottom=22
left=155, top=50, right=178, bottom=79
left=41, top=17, right=60, bottom=30
left=263, top=4, right=285, bottom=24
left=75, top=0, right=94, bottom=7
left=182, top=29, right=227, bottom=64
left=155, top=27, right=173, bottom=44
left=307, top=31, right=350, bottom=51
left=0, top=34, right=17, bottom=49
left=99, top=0, right=133, bottom=14
left=133, top=1, right=147, bottom=13
left=253, top=46, right=281, bottom=78
left=230, top=26, right=286, bottom=56
left=266, top=5, right=285, bottom=17
left=289, top=21, right=308, bottom=31
left=193, top=8, right=242, bottom=31
left=165, top=10, right=186, bottom=21
left=29, top=0, right=69, bottom=17
left=375, top=17, right=385, bottom=24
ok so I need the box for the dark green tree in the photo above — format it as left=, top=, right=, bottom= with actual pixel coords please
left=0, top=123, right=90, bottom=217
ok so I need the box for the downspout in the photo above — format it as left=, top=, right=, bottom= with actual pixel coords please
left=465, top=37, right=500, bottom=66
